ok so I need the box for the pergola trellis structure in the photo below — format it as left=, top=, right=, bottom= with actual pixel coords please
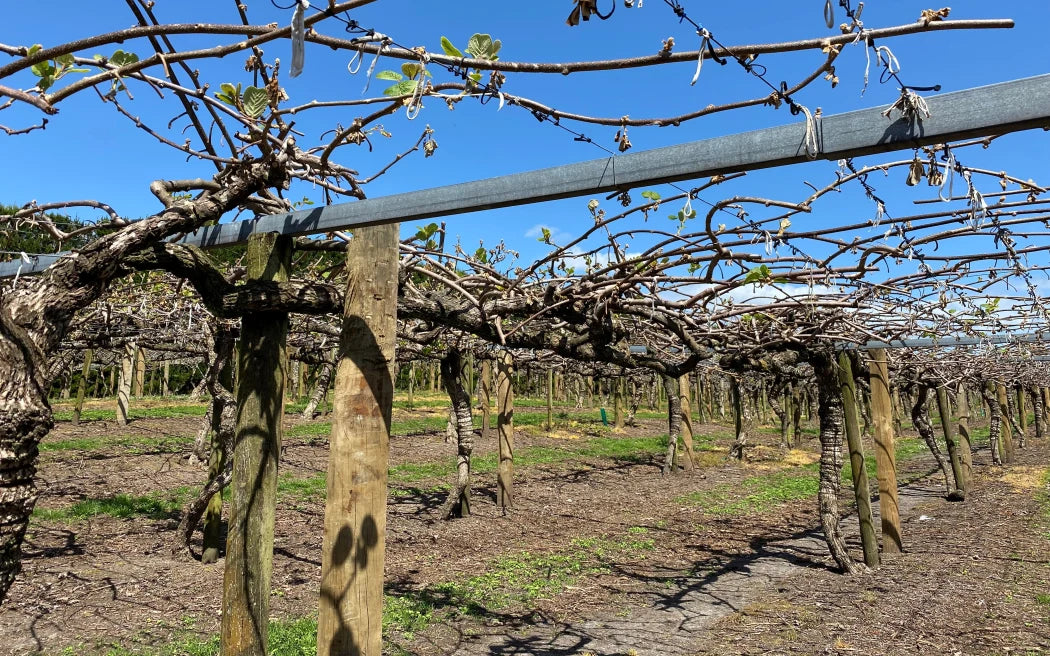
left=4, top=9, right=1050, bottom=655
left=2, top=73, right=1049, bottom=278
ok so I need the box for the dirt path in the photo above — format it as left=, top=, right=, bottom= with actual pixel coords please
left=437, top=448, right=1050, bottom=656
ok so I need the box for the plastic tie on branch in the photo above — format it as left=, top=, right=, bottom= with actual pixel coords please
left=289, top=0, right=309, bottom=78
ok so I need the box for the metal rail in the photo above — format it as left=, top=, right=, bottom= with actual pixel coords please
left=3, top=73, right=1050, bottom=279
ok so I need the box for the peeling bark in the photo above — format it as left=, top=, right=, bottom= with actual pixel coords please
left=439, top=350, right=475, bottom=519
left=909, top=384, right=955, bottom=496
left=813, top=353, right=863, bottom=574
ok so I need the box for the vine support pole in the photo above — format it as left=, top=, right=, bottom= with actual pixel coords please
left=837, top=353, right=879, bottom=568
left=72, top=349, right=93, bottom=426
left=317, top=224, right=397, bottom=656
left=116, top=343, right=134, bottom=426
left=867, top=349, right=902, bottom=554
left=220, top=233, right=290, bottom=656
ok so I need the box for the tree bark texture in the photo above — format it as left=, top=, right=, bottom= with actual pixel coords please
left=117, top=343, right=134, bottom=425
left=221, top=233, right=290, bottom=656
left=995, top=383, right=1017, bottom=463
left=814, top=354, right=862, bottom=574
left=909, top=384, right=955, bottom=496
left=935, top=386, right=967, bottom=499
left=729, top=377, right=753, bottom=460
left=497, top=351, right=514, bottom=512
left=317, top=224, right=397, bottom=656
left=439, top=350, right=475, bottom=520
left=661, top=374, right=681, bottom=475
left=301, top=359, right=334, bottom=419
left=1029, top=387, right=1044, bottom=439
left=981, top=382, right=1004, bottom=466
left=678, top=373, right=697, bottom=470
left=867, top=349, right=902, bottom=554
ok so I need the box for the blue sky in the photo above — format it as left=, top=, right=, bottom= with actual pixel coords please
left=2, top=1, right=1048, bottom=272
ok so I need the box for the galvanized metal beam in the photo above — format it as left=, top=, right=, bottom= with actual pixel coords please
left=3, top=73, right=1050, bottom=279
left=850, top=333, right=1050, bottom=350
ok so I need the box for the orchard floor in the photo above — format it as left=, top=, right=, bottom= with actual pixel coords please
left=2, top=395, right=1049, bottom=656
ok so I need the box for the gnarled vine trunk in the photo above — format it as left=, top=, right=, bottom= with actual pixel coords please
left=440, top=349, right=475, bottom=519
left=813, top=353, right=863, bottom=574
left=909, top=384, right=955, bottom=496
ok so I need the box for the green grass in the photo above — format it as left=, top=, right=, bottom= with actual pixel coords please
left=52, top=404, right=208, bottom=422
left=277, top=434, right=671, bottom=496
left=83, top=530, right=656, bottom=655
left=41, top=434, right=192, bottom=454
left=33, top=488, right=196, bottom=522
left=676, top=465, right=820, bottom=515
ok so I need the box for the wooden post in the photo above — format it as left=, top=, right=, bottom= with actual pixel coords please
left=497, top=351, right=514, bottom=512
left=678, top=373, right=697, bottom=470
left=867, top=349, right=902, bottom=554
left=546, top=368, right=554, bottom=432
left=161, top=361, right=170, bottom=397
left=837, top=353, right=879, bottom=567
left=956, top=384, right=975, bottom=486
left=116, top=344, right=134, bottom=426
left=72, top=349, right=93, bottom=426
left=995, top=383, right=1016, bottom=463
left=220, top=233, right=290, bottom=656
left=479, top=359, right=491, bottom=435
left=1016, top=386, right=1027, bottom=445
left=317, top=225, right=397, bottom=656
left=406, top=361, right=415, bottom=408
left=613, top=377, right=625, bottom=429
left=133, top=346, right=146, bottom=398
left=936, top=385, right=968, bottom=497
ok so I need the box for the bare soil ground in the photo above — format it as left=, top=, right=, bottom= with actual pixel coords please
left=2, top=397, right=1048, bottom=656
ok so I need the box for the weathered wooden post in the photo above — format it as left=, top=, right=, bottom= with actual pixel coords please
left=317, top=225, right=397, bottom=656
left=116, top=343, right=134, bottom=426
left=868, top=348, right=902, bottom=554
left=133, top=345, right=146, bottom=397
left=406, top=361, right=415, bottom=408
left=1015, top=386, right=1027, bottom=447
left=995, top=383, right=1016, bottom=463
left=220, top=233, right=291, bottom=656
left=678, top=373, right=697, bottom=470
left=550, top=369, right=558, bottom=430
left=956, top=384, right=975, bottom=485
left=497, top=350, right=514, bottom=512
left=479, top=359, right=491, bottom=435
left=72, top=349, right=93, bottom=426
left=837, top=352, right=879, bottom=567
left=613, top=376, right=625, bottom=430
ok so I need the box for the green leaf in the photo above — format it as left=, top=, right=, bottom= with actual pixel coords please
left=383, top=79, right=418, bottom=97
left=440, top=36, right=463, bottom=58
left=55, top=53, right=75, bottom=68
left=220, top=82, right=239, bottom=98
left=401, top=63, right=420, bottom=79
left=375, top=70, right=403, bottom=81
left=640, top=190, right=661, bottom=201
left=474, top=247, right=488, bottom=263
left=28, top=44, right=42, bottom=56
left=743, top=264, right=772, bottom=285
left=110, top=49, right=139, bottom=67
left=538, top=227, right=552, bottom=244
left=466, top=34, right=491, bottom=59
left=30, top=60, right=54, bottom=78
left=242, top=86, right=269, bottom=118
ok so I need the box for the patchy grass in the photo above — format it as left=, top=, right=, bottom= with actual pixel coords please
left=84, top=531, right=656, bottom=655
left=52, top=404, right=207, bottom=422
left=677, top=465, right=819, bottom=515
left=33, top=488, right=196, bottom=522
left=41, top=434, right=192, bottom=454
